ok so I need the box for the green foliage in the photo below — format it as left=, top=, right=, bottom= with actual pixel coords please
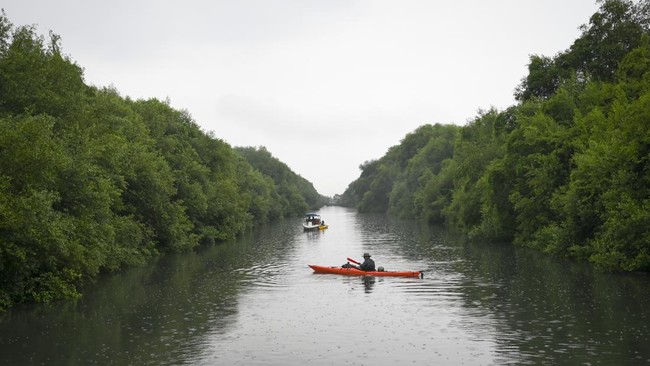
left=616, top=34, right=650, bottom=98
left=343, top=1, right=650, bottom=273
left=515, top=55, right=567, bottom=101
left=443, top=109, right=511, bottom=237
left=389, top=124, right=459, bottom=218
left=504, top=108, right=575, bottom=249
left=591, top=196, right=650, bottom=271
left=0, top=22, right=85, bottom=119
left=337, top=159, right=380, bottom=208
left=566, top=0, right=645, bottom=82
left=517, top=0, right=647, bottom=101
left=0, top=14, right=324, bottom=310
left=412, top=160, right=455, bottom=223
left=555, top=84, right=650, bottom=271
left=235, top=146, right=327, bottom=217
left=339, top=124, right=459, bottom=214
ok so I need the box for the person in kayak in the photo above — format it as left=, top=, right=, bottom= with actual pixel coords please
left=358, top=253, right=375, bottom=271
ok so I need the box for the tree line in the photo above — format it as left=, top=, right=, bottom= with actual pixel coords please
left=338, top=0, right=650, bottom=273
left=0, top=11, right=326, bottom=310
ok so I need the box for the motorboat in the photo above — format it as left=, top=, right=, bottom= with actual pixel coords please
left=303, top=213, right=324, bottom=231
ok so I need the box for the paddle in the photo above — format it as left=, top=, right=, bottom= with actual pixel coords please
left=347, top=257, right=361, bottom=265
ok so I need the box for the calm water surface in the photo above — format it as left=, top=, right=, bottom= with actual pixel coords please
left=1, top=206, right=649, bottom=365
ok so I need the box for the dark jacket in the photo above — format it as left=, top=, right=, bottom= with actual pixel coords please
left=359, top=258, right=375, bottom=271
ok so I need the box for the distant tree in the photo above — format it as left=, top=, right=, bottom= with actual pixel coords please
left=0, top=22, right=85, bottom=118
left=516, top=0, right=648, bottom=101
left=389, top=124, right=459, bottom=219
left=236, top=146, right=326, bottom=216
left=564, top=0, right=646, bottom=82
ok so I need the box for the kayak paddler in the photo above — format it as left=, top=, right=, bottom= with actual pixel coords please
left=358, top=253, right=375, bottom=271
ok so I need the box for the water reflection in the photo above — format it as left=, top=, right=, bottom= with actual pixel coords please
left=342, top=211, right=650, bottom=365
left=304, top=229, right=324, bottom=241
left=0, top=246, right=245, bottom=365
left=361, top=276, right=376, bottom=293
left=1, top=207, right=649, bottom=365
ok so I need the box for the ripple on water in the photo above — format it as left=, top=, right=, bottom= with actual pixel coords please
left=233, top=261, right=298, bottom=291
left=389, top=277, right=465, bottom=306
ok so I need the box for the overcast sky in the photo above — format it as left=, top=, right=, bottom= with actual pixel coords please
left=3, top=0, right=599, bottom=196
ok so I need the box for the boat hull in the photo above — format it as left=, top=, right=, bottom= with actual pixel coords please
left=303, top=223, right=320, bottom=231
left=309, top=265, right=423, bottom=278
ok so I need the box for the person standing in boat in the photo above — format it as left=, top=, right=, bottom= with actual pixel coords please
left=358, top=253, right=375, bottom=271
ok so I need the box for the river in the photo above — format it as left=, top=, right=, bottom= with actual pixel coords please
left=1, top=206, right=648, bottom=365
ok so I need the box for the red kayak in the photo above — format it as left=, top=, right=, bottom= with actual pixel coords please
left=309, top=265, right=423, bottom=278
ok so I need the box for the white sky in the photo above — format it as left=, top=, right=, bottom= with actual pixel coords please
left=2, top=0, right=599, bottom=196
